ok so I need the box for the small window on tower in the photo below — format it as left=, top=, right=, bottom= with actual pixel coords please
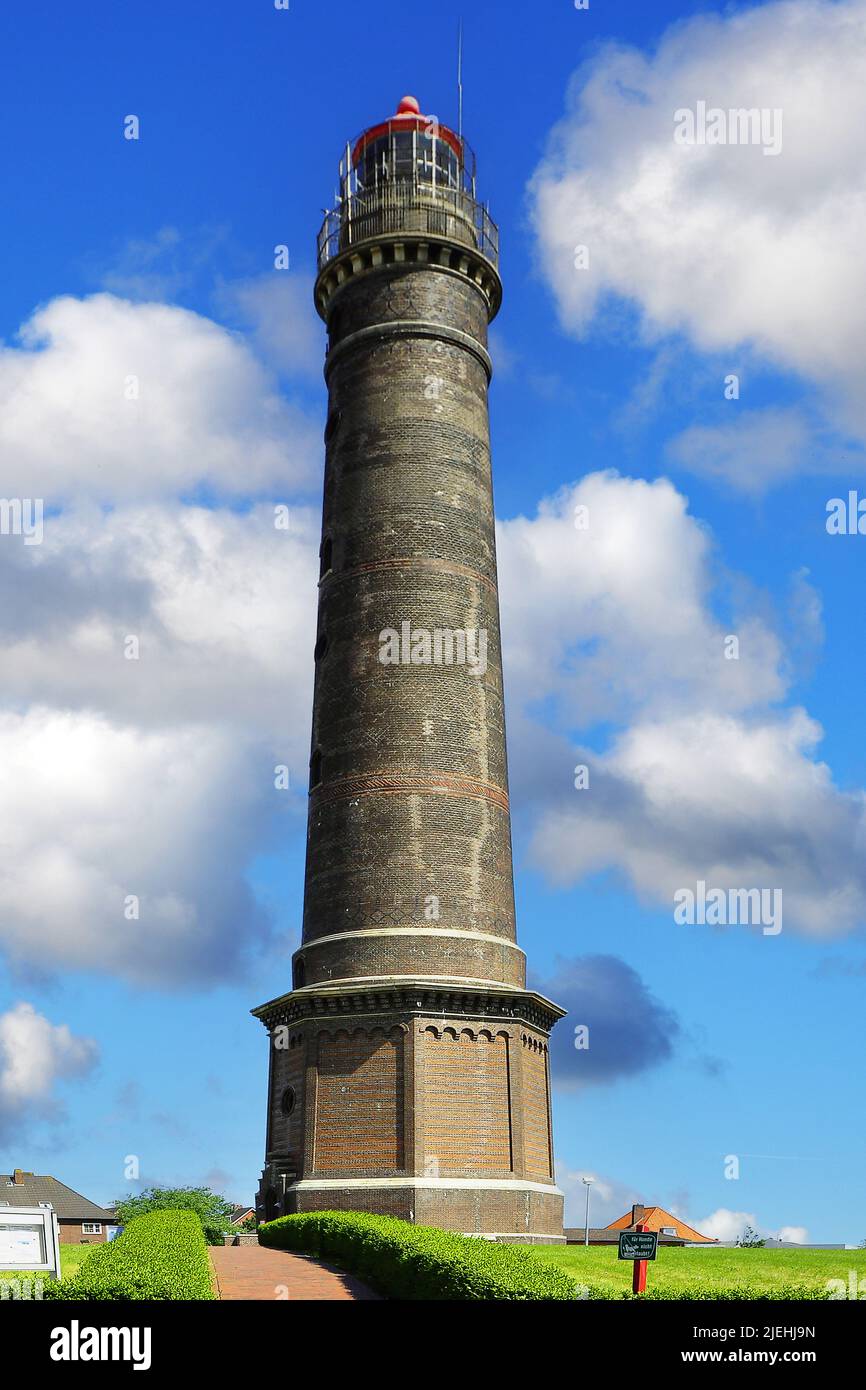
left=280, top=1086, right=296, bottom=1117
left=293, top=958, right=306, bottom=989
left=319, top=536, right=333, bottom=578
left=324, top=407, right=342, bottom=444
left=309, top=748, right=322, bottom=789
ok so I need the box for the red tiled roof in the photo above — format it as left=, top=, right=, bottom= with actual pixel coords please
left=606, top=1205, right=715, bottom=1243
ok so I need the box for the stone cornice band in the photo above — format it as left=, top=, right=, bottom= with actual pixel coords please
left=314, top=235, right=502, bottom=324
left=325, top=318, right=494, bottom=383
left=289, top=1177, right=562, bottom=1195
left=301, top=927, right=524, bottom=953
left=294, top=973, right=521, bottom=991
left=252, top=982, right=566, bottom=1033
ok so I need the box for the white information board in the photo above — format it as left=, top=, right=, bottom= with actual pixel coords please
left=0, top=1205, right=61, bottom=1281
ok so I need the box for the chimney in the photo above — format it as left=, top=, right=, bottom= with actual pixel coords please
left=631, top=1203, right=646, bottom=1226
left=12, top=1169, right=26, bottom=1185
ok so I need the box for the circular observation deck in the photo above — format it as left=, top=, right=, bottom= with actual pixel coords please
left=315, top=95, right=500, bottom=274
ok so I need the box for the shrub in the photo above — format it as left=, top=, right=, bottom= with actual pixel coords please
left=112, top=1187, right=234, bottom=1245
left=44, top=1209, right=215, bottom=1301
left=258, top=1211, right=580, bottom=1300
left=636, top=1284, right=831, bottom=1301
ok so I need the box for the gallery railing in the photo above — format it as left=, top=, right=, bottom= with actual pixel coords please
left=317, top=182, right=499, bottom=271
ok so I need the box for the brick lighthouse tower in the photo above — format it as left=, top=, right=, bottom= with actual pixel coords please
left=253, top=96, right=565, bottom=1242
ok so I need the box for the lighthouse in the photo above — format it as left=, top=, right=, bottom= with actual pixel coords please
left=253, top=96, right=565, bottom=1242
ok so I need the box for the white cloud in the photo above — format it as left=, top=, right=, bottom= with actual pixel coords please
left=0, top=500, right=319, bottom=984
left=694, top=1208, right=757, bottom=1242
left=0, top=1002, right=97, bottom=1136
left=779, top=1225, right=809, bottom=1244
left=558, top=1182, right=808, bottom=1243
left=98, top=225, right=228, bottom=302
left=0, top=293, right=318, bottom=502
left=556, top=1164, right=639, bottom=1228
left=0, top=708, right=277, bottom=984
left=0, top=501, right=318, bottom=744
left=532, top=708, right=866, bottom=936
left=695, top=1208, right=809, bottom=1243
left=0, top=290, right=326, bottom=987
left=498, top=468, right=785, bottom=732
left=499, top=470, right=783, bottom=726
left=666, top=408, right=813, bottom=495
left=216, top=274, right=322, bottom=377
left=498, top=473, right=866, bottom=935
left=531, top=0, right=866, bottom=469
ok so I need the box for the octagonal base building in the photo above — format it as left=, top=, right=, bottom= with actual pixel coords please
left=253, top=96, right=566, bottom=1242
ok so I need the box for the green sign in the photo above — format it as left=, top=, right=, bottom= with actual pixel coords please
left=618, top=1231, right=658, bottom=1261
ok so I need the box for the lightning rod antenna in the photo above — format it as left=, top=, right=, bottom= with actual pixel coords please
left=457, top=19, right=464, bottom=142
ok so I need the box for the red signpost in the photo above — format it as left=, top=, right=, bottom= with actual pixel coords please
left=617, top=1221, right=658, bottom=1294
left=632, top=1222, right=649, bottom=1294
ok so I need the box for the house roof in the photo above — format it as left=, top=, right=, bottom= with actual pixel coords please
left=564, top=1227, right=628, bottom=1242
left=0, top=1173, right=112, bottom=1222
left=605, top=1205, right=716, bottom=1243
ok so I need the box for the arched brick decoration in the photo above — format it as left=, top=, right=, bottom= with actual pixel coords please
left=268, top=1030, right=306, bottom=1169
left=313, top=1026, right=405, bottom=1173
left=421, top=1026, right=512, bottom=1174
left=522, top=1032, right=553, bottom=1180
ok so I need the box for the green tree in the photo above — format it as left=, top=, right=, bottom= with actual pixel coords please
left=113, top=1187, right=235, bottom=1245
left=737, top=1224, right=766, bottom=1248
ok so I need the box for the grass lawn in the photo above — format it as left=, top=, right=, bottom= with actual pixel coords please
left=57, top=1245, right=93, bottom=1277
left=1, top=1242, right=92, bottom=1292
left=528, top=1244, right=866, bottom=1298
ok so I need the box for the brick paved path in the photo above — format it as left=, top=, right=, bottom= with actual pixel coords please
left=210, top=1243, right=379, bottom=1300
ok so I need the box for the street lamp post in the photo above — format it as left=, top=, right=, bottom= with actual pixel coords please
left=582, top=1177, right=593, bottom=1248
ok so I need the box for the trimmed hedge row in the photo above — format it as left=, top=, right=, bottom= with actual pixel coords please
left=258, top=1211, right=580, bottom=1300
left=258, top=1214, right=834, bottom=1300
left=44, top=1209, right=215, bottom=1301
left=567, top=1283, right=831, bottom=1301
left=631, top=1284, right=832, bottom=1301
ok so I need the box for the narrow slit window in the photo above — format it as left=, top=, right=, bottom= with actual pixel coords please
left=309, top=748, right=322, bottom=789
left=319, top=536, right=333, bottom=577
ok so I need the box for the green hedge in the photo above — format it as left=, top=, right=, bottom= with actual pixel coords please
left=258, top=1211, right=580, bottom=1300
left=560, top=1283, right=831, bottom=1301
left=631, top=1284, right=831, bottom=1301
left=44, top=1209, right=215, bottom=1301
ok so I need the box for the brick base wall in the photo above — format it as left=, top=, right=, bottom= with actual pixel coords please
left=256, top=991, right=565, bottom=1242
left=314, top=1026, right=405, bottom=1172
left=287, top=1180, right=563, bottom=1242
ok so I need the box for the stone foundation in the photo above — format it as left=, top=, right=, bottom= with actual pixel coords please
left=279, top=1177, right=564, bottom=1244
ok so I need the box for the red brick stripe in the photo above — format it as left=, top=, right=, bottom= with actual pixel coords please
left=311, top=769, right=510, bottom=813
left=321, top=555, right=499, bottom=598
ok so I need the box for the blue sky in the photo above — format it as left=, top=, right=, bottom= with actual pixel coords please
left=1, top=0, right=864, bottom=1244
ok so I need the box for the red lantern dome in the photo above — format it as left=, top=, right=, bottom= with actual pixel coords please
left=351, top=95, right=465, bottom=169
